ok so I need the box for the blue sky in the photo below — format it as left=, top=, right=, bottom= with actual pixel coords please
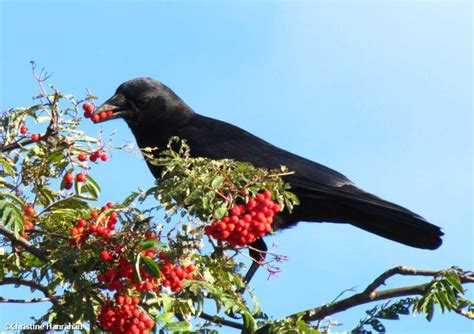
left=1, top=1, right=472, bottom=333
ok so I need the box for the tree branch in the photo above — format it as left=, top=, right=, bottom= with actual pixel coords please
left=0, top=297, right=58, bottom=303
left=256, top=266, right=473, bottom=333
left=198, top=311, right=244, bottom=330
left=0, top=277, right=59, bottom=306
left=0, top=224, right=48, bottom=261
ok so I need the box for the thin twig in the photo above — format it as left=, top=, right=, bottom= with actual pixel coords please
left=198, top=311, right=244, bottom=330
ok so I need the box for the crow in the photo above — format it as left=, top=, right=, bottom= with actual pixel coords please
left=94, top=77, right=443, bottom=283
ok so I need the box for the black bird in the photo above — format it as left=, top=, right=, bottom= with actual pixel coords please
left=94, top=77, right=443, bottom=282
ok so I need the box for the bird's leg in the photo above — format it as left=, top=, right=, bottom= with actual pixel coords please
left=243, top=238, right=267, bottom=285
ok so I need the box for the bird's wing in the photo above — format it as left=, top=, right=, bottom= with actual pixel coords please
left=178, top=115, right=426, bottom=218
left=179, top=115, right=354, bottom=188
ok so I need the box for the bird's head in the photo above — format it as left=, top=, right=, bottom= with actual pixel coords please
left=93, top=77, right=193, bottom=127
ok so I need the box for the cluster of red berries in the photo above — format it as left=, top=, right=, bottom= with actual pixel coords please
left=67, top=199, right=196, bottom=331
left=76, top=149, right=109, bottom=164
left=97, top=249, right=195, bottom=294
left=95, top=231, right=158, bottom=291
left=82, top=103, right=113, bottom=123
left=82, top=103, right=95, bottom=118
left=98, top=294, right=155, bottom=334
left=97, top=257, right=151, bottom=292
left=97, top=247, right=160, bottom=293
left=22, top=205, right=36, bottom=239
left=205, top=190, right=281, bottom=246
left=159, top=256, right=195, bottom=293
left=63, top=171, right=87, bottom=190
left=69, top=202, right=117, bottom=246
left=90, top=149, right=109, bottom=162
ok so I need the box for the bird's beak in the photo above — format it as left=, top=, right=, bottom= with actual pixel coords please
left=92, top=93, right=130, bottom=123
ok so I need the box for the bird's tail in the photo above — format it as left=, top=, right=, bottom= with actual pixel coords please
left=338, top=186, right=443, bottom=250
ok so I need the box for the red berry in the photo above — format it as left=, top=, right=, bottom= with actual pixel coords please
left=247, top=199, right=257, bottom=209
left=91, top=114, right=100, bottom=123
left=20, top=125, right=28, bottom=135
left=76, top=173, right=87, bottom=183
left=144, top=318, right=155, bottom=328
left=272, top=204, right=280, bottom=212
left=116, top=295, right=125, bottom=305
left=89, top=153, right=98, bottom=162
left=64, top=172, right=74, bottom=183
left=99, top=112, right=108, bottom=120
left=263, top=190, right=272, bottom=200
left=230, top=206, right=241, bottom=216
left=100, top=153, right=109, bottom=161
left=90, top=211, right=98, bottom=220
left=83, top=103, right=94, bottom=113
left=106, top=202, right=114, bottom=208
left=70, top=227, right=78, bottom=236
left=106, top=110, right=114, bottom=117
left=65, top=182, right=73, bottom=190
left=144, top=281, right=153, bottom=291
left=78, top=154, right=88, bottom=162
left=78, top=219, right=87, bottom=227
left=100, top=250, right=112, bottom=261
left=24, top=205, right=36, bottom=217
left=96, top=226, right=104, bottom=234
left=31, top=133, right=40, bottom=142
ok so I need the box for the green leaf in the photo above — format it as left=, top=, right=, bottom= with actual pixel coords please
left=163, top=321, right=192, bottom=332
left=120, top=191, right=140, bottom=207
left=426, top=298, right=435, bottom=321
left=214, top=203, right=228, bottom=220
left=440, top=280, right=457, bottom=305
left=0, top=193, right=24, bottom=207
left=23, top=253, right=44, bottom=266
left=444, top=271, right=464, bottom=294
left=45, top=197, right=89, bottom=211
left=50, top=208, right=80, bottom=221
left=242, top=311, right=257, bottom=334
left=436, top=289, right=452, bottom=311
left=161, top=293, right=173, bottom=312
left=47, top=151, right=65, bottom=163
left=86, top=174, right=101, bottom=197
left=156, top=312, right=174, bottom=323
left=141, top=256, right=160, bottom=278
left=211, top=176, right=225, bottom=190
left=140, top=239, right=166, bottom=251
left=37, top=186, right=58, bottom=206
left=376, top=308, right=399, bottom=320
left=0, top=200, right=23, bottom=232
left=0, top=157, right=15, bottom=177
